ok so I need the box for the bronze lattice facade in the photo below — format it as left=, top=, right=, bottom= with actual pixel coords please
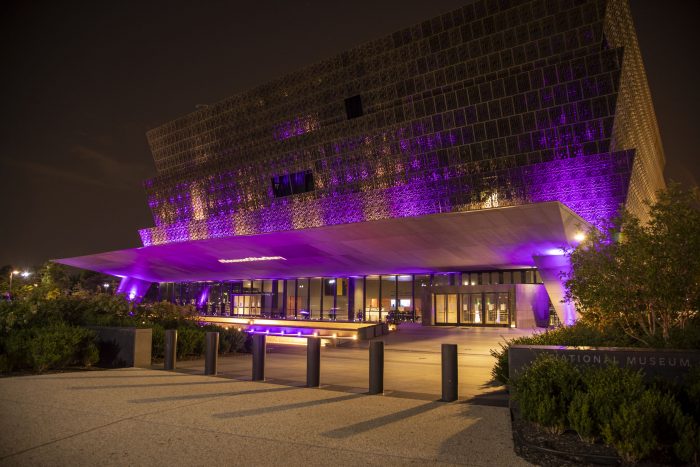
left=139, top=0, right=664, bottom=247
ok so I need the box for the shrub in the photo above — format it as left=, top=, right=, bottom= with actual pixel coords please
left=490, top=321, right=635, bottom=384
left=512, top=354, right=582, bottom=434
left=0, top=324, right=99, bottom=373
left=214, top=326, right=247, bottom=354
left=567, top=365, right=645, bottom=442
left=601, top=388, right=697, bottom=463
left=176, top=327, right=205, bottom=358
left=151, top=324, right=165, bottom=359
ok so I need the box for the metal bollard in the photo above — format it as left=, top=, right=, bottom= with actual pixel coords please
left=164, top=329, right=177, bottom=370
left=307, top=336, right=321, bottom=387
left=204, top=332, right=219, bottom=375
left=369, top=341, right=384, bottom=394
left=252, top=333, right=266, bottom=381
left=441, top=343, right=458, bottom=402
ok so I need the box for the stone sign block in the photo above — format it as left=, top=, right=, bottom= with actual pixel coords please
left=508, top=345, right=700, bottom=383
left=90, top=326, right=152, bottom=368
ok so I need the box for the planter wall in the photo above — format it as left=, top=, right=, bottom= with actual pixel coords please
left=89, top=326, right=152, bottom=368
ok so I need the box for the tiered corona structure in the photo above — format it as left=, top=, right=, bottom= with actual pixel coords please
left=139, top=0, right=663, bottom=247
left=58, top=0, right=665, bottom=328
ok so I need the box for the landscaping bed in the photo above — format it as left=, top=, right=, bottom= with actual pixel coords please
left=511, top=406, right=619, bottom=466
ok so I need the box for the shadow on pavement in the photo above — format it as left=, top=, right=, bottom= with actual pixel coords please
left=70, top=380, right=242, bottom=390
left=128, top=386, right=297, bottom=403
left=322, top=401, right=442, bottom=438
left=213, top=393, right=361, bottom=418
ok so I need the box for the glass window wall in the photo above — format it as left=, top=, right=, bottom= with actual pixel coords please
left=381, top=275, right=397, bottom=322
left=352, top=277, right=364, bottom=321
left=365, top=276, right=380, bottom=322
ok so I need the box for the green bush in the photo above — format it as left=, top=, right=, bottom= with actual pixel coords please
left=512, top=354, right=582, bottom=434
left=151, top=324, right=165, bottom=359
left=511, top=355, right=700, bottom=463
left=490, top=321, right=635, bottom=384
left=567, top=365, right=645, bottom=442
left=0, top=324, right=99, bottom=373
left=176, top=327, right=205, bottom=358
left=211, top=326, right=247, bottom=354
left=601, top=389, right=698, bottom=463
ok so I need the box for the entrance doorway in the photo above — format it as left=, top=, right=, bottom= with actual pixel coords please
left=436, top=292, right=511, bottom=326
left=435, top=294, right=458, bottom=324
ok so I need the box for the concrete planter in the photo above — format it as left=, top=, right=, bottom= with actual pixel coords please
left=89, top=326, right=152, bottom=368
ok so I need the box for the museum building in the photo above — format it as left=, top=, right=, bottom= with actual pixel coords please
left=58, top=0, right=665, bottom=331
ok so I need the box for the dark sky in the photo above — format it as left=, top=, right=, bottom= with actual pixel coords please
left=1, top=0, right=698, bottom=269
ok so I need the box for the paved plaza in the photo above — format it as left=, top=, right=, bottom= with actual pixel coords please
left=0, top=325, right=537, bottom=466
left=177, top=323, right=534, bottom=402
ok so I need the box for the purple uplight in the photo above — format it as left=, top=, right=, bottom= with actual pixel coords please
left=116, top=277, right=153, bottom=304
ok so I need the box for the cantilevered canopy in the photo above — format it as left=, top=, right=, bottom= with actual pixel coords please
left=55, top=202, right=587, bottom=282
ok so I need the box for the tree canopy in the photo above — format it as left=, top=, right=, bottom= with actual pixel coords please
left=565, top=183, right=700, bottom=346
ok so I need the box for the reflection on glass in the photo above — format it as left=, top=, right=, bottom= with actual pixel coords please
left=297, top=279, right=309, bottom=319
left=472, top=294, right=483, bottom=323
left=334, top=278, right=348, bottom=320
left=435, top=294, right=446, bottom=324
left=353, top=277, right=364, bottom=321
left=322, top=278, right=336, bottom=319
left=309, top=278, right=322, bottom=319
left=485, top=293, right=497, bottom=323
left=381, top=275, right=396, bottom=322
left=286, top=279, right=296, bottom=318
left=447, top=294, right=458, bottom=323
left=414, top=274, right=430, bottom=322
left=365, top=276, right=380, bottom=322
left=498, top=292, right=509, bottom=324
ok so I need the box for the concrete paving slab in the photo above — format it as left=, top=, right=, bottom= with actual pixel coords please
left=0, top=368, right=530, bottom=466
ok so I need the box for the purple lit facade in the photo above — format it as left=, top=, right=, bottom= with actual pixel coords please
left=58, top=0, right=664, bottom=328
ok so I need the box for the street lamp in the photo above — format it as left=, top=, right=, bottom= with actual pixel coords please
left=8, top=270, right=31, bottom=299
left=8, top=270, right=19, bottom=299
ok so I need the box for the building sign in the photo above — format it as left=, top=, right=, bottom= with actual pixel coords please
left=508, top=345, right=700, bottom=382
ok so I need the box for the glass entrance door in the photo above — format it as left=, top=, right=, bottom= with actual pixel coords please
left=435, top=294, right=458, bottom=324
left=461, top=292, right=509, bottom=326
left=461, top=293, right=483, bottom=324
left=484, top=292, right=510, bottom=325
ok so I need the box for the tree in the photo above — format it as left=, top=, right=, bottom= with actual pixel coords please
left=565, top=183, right=700, bottom=345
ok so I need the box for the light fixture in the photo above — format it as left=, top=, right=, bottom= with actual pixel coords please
left=573, top=232, right=586, bottom=242
left=218, top=256, right=286, bottom=263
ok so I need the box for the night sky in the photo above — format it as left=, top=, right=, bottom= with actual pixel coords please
left=2, top=0, right=698, bottom=269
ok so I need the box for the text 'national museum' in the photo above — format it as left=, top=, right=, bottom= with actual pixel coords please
left=60, top=0, right=665, bottom=330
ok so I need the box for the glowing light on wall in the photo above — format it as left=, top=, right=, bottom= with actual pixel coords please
left=218, top=256, right=286, bottom=263
left=116, top=277, right=153, bottom=304
left=273, top=115, right=320, bottom=141
left=190, top=181, right=206, bottom=221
